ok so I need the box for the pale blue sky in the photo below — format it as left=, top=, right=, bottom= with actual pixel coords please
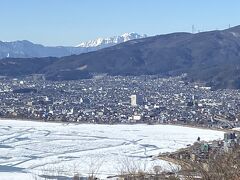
left=0, top=0, right=239, bottom=46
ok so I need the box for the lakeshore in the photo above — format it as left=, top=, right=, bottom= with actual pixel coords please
left=0, top=117, right=229, bottom=133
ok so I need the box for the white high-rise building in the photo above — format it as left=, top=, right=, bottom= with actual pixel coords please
left=130, top=94, right=143, bottom=107
left=130, top=95, right=137, bottom=107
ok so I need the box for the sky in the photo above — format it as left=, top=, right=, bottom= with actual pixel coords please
left=0, top=0, right=240, bottom=46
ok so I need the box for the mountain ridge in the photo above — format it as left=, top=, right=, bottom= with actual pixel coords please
left=1, top=26, right=240, bottom=89
left=0, top=33, right=146, bottom=59
left=76, top=32, right=147, bottom=48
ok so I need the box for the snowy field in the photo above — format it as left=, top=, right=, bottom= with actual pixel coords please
left=0, top=119, right=224, bottom=179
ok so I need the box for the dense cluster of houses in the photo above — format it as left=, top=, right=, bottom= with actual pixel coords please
left=0, top=75, right=239, bottom=129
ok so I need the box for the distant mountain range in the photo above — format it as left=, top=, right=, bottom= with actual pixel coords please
left=0, top=33, right=147, bottom=59
left=76, top=32, right=147, bottom=48
left=1, top=26, right=240, bottom=89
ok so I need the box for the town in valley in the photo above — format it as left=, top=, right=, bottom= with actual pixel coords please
left=0, top=74, right=239, bottom=129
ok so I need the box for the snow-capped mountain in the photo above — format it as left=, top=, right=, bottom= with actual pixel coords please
left=76, top=32, right=147, bottom=48
left=0, top=33, right=147, bottom=59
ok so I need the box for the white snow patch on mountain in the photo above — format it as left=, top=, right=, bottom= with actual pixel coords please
left=76, top=32, right=147, bottom=48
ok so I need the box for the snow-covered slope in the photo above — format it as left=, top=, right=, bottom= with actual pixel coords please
left=0, top=33, right=147, bottom=59
left=76, top=32, right=147, bottom=48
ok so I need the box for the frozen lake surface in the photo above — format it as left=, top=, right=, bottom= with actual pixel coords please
left=0, top=119, right=224, bottom=179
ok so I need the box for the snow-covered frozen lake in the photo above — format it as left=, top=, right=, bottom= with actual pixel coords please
left=0, top=119, right=224, bottom=179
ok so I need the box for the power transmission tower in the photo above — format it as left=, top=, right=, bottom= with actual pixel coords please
left=192, top=25, right=195, bottom=34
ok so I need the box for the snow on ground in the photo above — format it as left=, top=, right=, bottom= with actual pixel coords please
left=233, top=127, right=240, bottom=132
left=0, top=119, right=224, bottom=179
